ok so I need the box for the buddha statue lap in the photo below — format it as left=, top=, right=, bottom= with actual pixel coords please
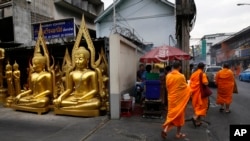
left=53, top=47, right=101, bottom=117
left=12, top=52, right=52, bottom=114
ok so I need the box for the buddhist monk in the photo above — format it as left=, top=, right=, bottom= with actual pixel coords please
left=189, top=62, right=209, bottom=127
left=215, top=63, right=234, bottom=113
left=161, top=61, right=191, bottom=139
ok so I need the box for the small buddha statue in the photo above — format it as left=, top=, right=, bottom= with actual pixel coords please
left=13, top=61, right=21, bottom=95
left=5, top=61, right=15, bottom=106
left=53, top=47, right=100, bottom=116
left=12, top=52, right=52, bottom=113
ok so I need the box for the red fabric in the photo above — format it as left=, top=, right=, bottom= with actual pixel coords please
left=139, top=45, right=190, bottom=63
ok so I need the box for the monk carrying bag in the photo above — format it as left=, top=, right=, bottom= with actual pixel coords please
left=199, top=72, right=212, bottom=98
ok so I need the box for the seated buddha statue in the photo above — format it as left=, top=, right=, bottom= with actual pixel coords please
left=12, top=52, right=52, bottom=114
left=53, top=47, right=101, bottom=117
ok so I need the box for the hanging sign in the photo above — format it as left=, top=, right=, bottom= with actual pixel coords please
left=32, top=18, right=75, bottom=40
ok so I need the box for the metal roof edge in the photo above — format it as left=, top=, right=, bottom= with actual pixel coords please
left=212, top=26, right=250, bottom=46
left=95, top=0, right=175, bottom=23
left=95, top=0, right=122, bottom=23
left=160, top=0, right=175, bottom=8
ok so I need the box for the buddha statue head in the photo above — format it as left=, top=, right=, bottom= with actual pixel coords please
left=13, top=61, right=19, bottom=70
left=74, top=47, right=90, bottom=69
left=32, top=52, right=46, bottom=72
left=6, top=61, right=12, bottom=71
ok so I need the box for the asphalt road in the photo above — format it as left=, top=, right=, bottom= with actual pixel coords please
left=206, top=78, right=250, bottom=141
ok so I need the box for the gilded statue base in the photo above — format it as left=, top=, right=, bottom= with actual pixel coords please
left=54, top=108, right=100, bottom=117
left=0, top=88, right=7, bottom=103
left=12, top=105, right=50, bottom=115
left=4, top=96, right=15, bottom=107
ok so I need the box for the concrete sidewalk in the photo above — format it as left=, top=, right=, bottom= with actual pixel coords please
left=0, top=102, right=209, bottom=141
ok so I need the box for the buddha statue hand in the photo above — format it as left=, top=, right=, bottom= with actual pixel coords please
left=14, top=95, right=21, bottom=104
left=53, top=98, right=61, bottom=108
left=70, top=98, right=80, bottom=102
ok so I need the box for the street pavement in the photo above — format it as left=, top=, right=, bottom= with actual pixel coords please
left=0, top=102, right=209, bottom=141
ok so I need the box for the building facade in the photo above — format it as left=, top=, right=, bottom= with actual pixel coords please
left=0, top=0, right=104, bottom=47
left=95, top=0, right=176, bottom=48
left=191, top=33, right=234, bottom=65
left=212, top=26, right=250, bottom=75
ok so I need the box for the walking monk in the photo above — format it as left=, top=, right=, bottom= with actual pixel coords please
left=161, top=61, right=192, bottom=139
left=189, top=62, right=209, bottom=127
left=215, top=63, right=235, bottom=113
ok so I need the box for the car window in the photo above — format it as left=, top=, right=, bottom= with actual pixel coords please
left=245, top=68, right=250, bottom=72
left=206, top=67, right=221, bottom=72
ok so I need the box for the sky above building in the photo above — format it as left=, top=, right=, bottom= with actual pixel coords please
left=102, top=0, right=250, bottom=46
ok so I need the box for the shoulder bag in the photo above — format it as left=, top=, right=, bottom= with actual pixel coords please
left=199, top=72, right=212, bottom=98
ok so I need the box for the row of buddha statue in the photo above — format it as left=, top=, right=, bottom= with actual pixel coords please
left=1, top=16, right=109, bottom=117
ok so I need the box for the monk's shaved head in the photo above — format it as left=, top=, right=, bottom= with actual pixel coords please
left=173, top=61, right=181, bottom=69
left=198, top=62, right=205, bottom=69
left=223, top=63, right=229, bottom=68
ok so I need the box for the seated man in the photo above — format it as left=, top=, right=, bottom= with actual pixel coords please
left=53, top=47, right=101, bottom=117
left=12, top=52, right=52, bottom=114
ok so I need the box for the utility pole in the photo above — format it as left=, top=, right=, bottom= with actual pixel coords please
left=175, top=0, right=196, bottom=79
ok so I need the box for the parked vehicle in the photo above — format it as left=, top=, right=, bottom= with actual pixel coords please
left=239, top=68, right=250, bottom=81
left=204, top=66, right=222, bottom=86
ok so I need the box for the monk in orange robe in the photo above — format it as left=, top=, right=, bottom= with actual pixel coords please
left=215, top=63, right=234, bottom=113
left=161, top=61, right=191, bottom=139
left=189, top=62, right=209, bottom=127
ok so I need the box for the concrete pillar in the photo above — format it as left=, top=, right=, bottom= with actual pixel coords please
left=109, top=34, right=121, bottom=119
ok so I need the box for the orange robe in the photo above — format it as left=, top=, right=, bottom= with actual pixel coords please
left=190, top=69, right=209, bottom=117
left=215, top=68, right=234, bottom=104
left=162, top=70, right=191, bottom=130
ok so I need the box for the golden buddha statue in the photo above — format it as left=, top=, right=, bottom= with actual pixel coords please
left=12, top=52, right=52, bottom=113
left=13, top=61, right=21, bottom=95
left=53, top=47, right=100, bottom=116
left=0, top=48, right=5, bottom=89
left=12, top=25, right=54, bottom=114
left=53, top=16, right=109, bottom=117
left=5, top=61, right=15, bottom=107
left=0, top=48, right=7, bottom=103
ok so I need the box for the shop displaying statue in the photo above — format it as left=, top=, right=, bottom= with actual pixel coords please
left=5, top=62, right=15, bottom=107
left=12, top=25, right=54, bottom=114
left=13, top=61, right=21, bottom=95
left=53, top=16, right=109, bottom=117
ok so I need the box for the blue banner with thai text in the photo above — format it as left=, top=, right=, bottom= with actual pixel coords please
left=32, top=18, right=75, bottom=40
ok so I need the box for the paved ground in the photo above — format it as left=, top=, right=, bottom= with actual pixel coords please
left=0, top=102, right=209, bottom=141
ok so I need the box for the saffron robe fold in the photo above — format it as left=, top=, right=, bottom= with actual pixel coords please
left=190, top=69, right=209, bottom=117
left=162, top=70, right=191, bottom=130
left=215, top=68, right=234, bottom=104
